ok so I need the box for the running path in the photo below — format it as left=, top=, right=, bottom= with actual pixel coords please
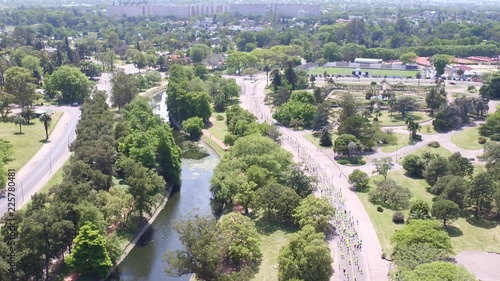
left=232, top=74, right=390, bottom=281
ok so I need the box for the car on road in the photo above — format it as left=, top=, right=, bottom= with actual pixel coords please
left=71, top=102, right=79, bottom=106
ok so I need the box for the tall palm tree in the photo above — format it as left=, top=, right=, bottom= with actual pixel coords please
left=22, top=107, right=34, bottom=124
left=39, top=112, right=52, bottom=140
left=263, top=65, right=271, bottom=85
left=14, top=115, right=26, bottom=134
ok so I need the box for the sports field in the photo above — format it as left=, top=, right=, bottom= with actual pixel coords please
left=308, top=67, right=420, bottom=77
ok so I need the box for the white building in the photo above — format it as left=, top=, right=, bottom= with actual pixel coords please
left=228, top=4, right=267, bottom=17
left=271, top=3, right=321, bottom=18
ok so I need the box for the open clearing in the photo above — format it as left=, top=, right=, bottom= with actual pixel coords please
left=451, top=126, right=484, bottom=150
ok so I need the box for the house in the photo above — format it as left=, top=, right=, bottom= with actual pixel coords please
left=415, top=57, right=431, bottom=67
left=466, top=56, right=500, bottom=65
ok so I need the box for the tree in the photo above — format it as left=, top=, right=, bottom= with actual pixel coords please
left=424, top=155, right=448, bottom=186
left=391, top=220, right=453, bottom=257
left=79, top=61, right=102, bottom=80
left=164, top=215, right=226, bottom=281
left=479, top=72, right=500, bottom=99
left=402, top=154, right=425, bottom=178
left=263, top=65, right=271, bottom=85
left=334, top=134, right=360, bottom=157
left=406, top=117, right=421, bottom=141
left=338, top=92, right=358, bottom=121
left=393, top=96, right=419, bottom=118
left=392, top=243, right=450, bottom=271
left=425, top=87, right=447, bottom=115
left=348, top=169, right=369, bottom=191
left=399, top=52, right=418, bottom=64
left=219, top=213, right=262, bottom=267
left=293, top=195, right=335, bottom=234
left=404, top=262, right=476, bottom=281
left=0, top=91, right=14, bottom=120
left=278, top=225, right=333, bottom=281
left=447, top=152, right=473, bottom=177
left=39, top=112, right=52, bottom=140
left=468, top=173, right=495, bottom=219
left=279, top=163, right=315, bottom=199
left=431, top=54, right=451, bottom=77
left=369, top=179, right=412, bottom=210
left=408, top=199, right=431, bottom=220
left=416, top=72, right=422, bottom=85
left=319, top=127, right=332, bottom=147
left=45, top=66, right=92, bottom=103
left=14, top=115, right=25, bottom=134
left=182, top=117, right=204, bottom=140
left=189, top=46, right=206, bottom=63
left=65, top=222, right=112, bottom=278
left=479, top=142, right=500, bottom=179
left=284, top=63, right=297, bottom=90
left=111, top=69, right=138, bottom=110
left=4, top=66, right=36, bottom=109
left=373, top=157, right=393, bottom=180
left=479, top=111, right=500, bottom=139
left=337, top=115, right=375, bottom=147
left=253, top=183, right=300, bottom=223
left=432, top=199, right=460, bottom=228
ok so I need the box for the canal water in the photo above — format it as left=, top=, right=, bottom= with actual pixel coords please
left=109, top=92, right=219, bottom=280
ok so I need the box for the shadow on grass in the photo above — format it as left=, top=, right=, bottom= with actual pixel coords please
left=39, top=139, right=51, bottom=143
left=445, top=225, right=463, bottom=237
left=466, top=218, right=498, bottom=229
left=253, top=217, right=298, bottom=236
left=13, top=132, right=25, bottom=135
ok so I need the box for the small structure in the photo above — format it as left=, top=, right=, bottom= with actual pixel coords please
left=354, top=58, right=383, bottom=64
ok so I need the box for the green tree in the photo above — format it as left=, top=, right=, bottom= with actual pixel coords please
left=334, top=134, right=360, bottom=157
left=65, top=222, right=112, bottom=278
left=4, top=66, right=36, bottom=109
left=189, top=46, right=206, bottom=63
left=39, top=112, right=52, bottom=140
left=402, top=154, right=425, bottom=178
left=164, top=215, right=226, bottom=281
left=404, top=262, right=476, bottom=281
left=45, top=65, right=92, bottom=103
left=319, top=127, right=332, bottom=147
left=468, top=173, right=495, bottom=219
left=479, top=72, right=500, bottom=99
left=293, top=195, right=335, bottom=234
left=425, top=87, right=447, bottom=115
left=348, top=169, right=369, bottom=191
left=399, top=52, right=418, bottom=64
left=391, top=220, right=453, bottom=257
left=14, top=115, right=26, bottom=134
left=447, top=152, right=474, bottom=177
left=338, top=92, right=358, bottom=121
left=392, top=243, right=450, bottom=271
left=219, top=213, right=262, bottom=266
left=479, top=111, right=500, bottom=139
left=424, top=155, right=449, bottom=186
left=369, top=179, right=412, bottom=210
left=432, top=199, right=460, bottom=228
left=408, top=199, right=431, bottom=220
left=278, top=225, right=333, bottom=281
left=253, top=183, right=300, bottom=223
left=182, top=117, right=204, bottom=140
left=479, top=142, right=500, bottom=180
left=393, top=96, right=419, bottom=118
left=111, top=69, right=138, bottom=110
left=406, top=117, right=421, bottom=141
left=431, top=54, right=451, bottom=77
left=373, top=157, right=393, bottom=180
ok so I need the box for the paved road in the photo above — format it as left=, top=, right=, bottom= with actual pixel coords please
left=0, top=105, right=81, bottom=216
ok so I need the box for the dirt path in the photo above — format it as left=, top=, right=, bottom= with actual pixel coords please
left=201, top=129, right=228, bottom=151
left=456, top=251, right=500, bottom=281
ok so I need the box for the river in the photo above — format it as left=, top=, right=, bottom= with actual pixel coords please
left=108, top=92, right=219, bottom=280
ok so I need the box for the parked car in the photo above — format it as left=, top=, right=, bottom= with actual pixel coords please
left=72, top=102, right=79, bottom=106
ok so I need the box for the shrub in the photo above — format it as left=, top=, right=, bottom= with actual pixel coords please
left=182, top=117, right=204, bottom=140
left=216, top=115, right=224, bottom=121
left=338, top=159, right=350, bottom=165
left=223, top=133, right=238, bottom=146
left=478, top=136, right=487, bottom=144
left=377, top=206, right=384, bottom=212
left=427, top=141, right=440, bottom=148
left=392, top=212, right=405, bottom=224
left=467, top=85, right=476, bottom=92
left=490, top=133, right=500, bottom=141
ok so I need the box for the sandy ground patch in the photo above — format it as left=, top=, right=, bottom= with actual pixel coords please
left=456, top=251, right=500, bottom=281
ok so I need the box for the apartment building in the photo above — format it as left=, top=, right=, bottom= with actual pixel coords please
left=271, top=3, right=321, bottom=18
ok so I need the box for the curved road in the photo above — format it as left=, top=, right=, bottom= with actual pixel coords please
left=0, top=105, right=81, bottom=216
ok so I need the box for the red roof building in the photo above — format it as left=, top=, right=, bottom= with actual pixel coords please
left=466, top=56, right=500, bottom=65
left=415, top=57, right=431, bottom=67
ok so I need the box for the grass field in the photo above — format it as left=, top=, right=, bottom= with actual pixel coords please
left=451, top=126, right=485, bottom=150
left=252, top=221, right=296, bottom=281
left=381, top=132, right=409, bottom=153
left=1, top=111, right=63, bottom=170
left=303, top=131, right=336, bottom=148
left=420, top=124, right=437, bottom=135
left=308, top=67, right=420, bottom=77
left=374, top=111, right=431, bottom=127
left=207, top=112, right=228, bottom=141
left=201, top=135, right=226, bottom=157
left=412, top=145, right=453, bottom=158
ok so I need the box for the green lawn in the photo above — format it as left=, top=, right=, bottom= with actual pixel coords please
left=1, top=111, right=63, bottom=170
left=412, top=145, right=453, bottom=158
left=358, top=166, right=500, bottom=257
left=308, top=67, right=420, bottom=77
left=207, top=111, right=227, bottom=141
left=303, top=131, right=336, bottom=149
left=420, top=124, right=437, bottom=135
left=451, top=126, right=484, bottom=150
left=201, top=135, right=226, bottom=157
left=381, top=132, right=409, bottom=153
left=374, top=111, right=431, bottom=127
left=252, top=221, right=296, bottom=281
left=39, top=160, right=67, bottom=194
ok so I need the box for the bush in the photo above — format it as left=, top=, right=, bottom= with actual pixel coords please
left=402, top=154, right=425, bottom=178
left=216, top=115, right=224, bottom=121
left=377, top=206, right=384, bottom=212
left=467, top=85, right=476, bottom=92
left=427, top=141, right=440, bottom=148
left=392, top=212, right=405, bottom=224
left=338, top=159, right=350, bottom=165
left=223, top=133, right=238, bottom=146
left=478, top=136, right=487, bottom=144
left=490, top=133, right=500, bottom=141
